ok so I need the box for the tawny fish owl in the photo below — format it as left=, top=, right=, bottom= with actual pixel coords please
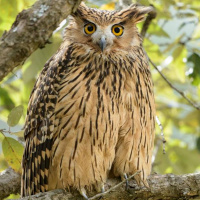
left=21, top=2, right=155, bottom=199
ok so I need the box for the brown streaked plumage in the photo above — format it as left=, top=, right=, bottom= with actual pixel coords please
left=21, top=2, right=155, bottom=198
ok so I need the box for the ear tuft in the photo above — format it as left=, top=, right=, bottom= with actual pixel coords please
left=72, top=2, right=88, bottom=18
left=134, top=5, right=154, bottom=23
left=118, top=4, right=154, bottom=24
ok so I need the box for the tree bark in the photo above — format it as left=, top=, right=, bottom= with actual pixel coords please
left=0, top=0, right=81, bottom=82
left=1, top=168, right=200, bottom=200
left=0, top=168, right=21, bottom=200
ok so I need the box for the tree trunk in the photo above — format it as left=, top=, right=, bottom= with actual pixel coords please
left=0, top=0, right=81, bottom=81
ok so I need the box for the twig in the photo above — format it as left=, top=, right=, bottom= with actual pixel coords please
left=139, top=4, right=200, bottom=111
left=152, top=137, right=162, bottom=165
left=155, top=116, right=166, bottom=154
left=149, top=58, right=200, bottom=110
left=141, top=5, right=157, bottom=38
left=89, top=171, right=141, bottom=200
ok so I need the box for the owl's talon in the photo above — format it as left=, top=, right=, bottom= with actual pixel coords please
left=101, top=184, right=105, bottom=193
left=97, top=185, right=105, bottom=200
left=95, top=182, right=105, bottom=193
left=80, top=188, right=89, bottom=200
left=124, top=173, right=129, bottom=190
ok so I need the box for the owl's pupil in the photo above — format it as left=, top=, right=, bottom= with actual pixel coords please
left=88, top=25, right=93, bottom=32
left=114, top=27, right=120, bottom=33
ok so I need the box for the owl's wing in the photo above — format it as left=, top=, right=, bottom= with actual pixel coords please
left=21, top=44, right=69, bottom=196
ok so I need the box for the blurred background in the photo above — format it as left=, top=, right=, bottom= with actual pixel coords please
left=0, top=0, right=200, bottom=199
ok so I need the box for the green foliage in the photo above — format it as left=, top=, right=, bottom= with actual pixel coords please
left=2, top=137, right=23, bottom=172
left=0, top=0, right=36, bottom=36
left=0, top=1, right=199, bottom=198
left=188, top=53, right=200, bottom=85
left=0, top=88, right=15, bottom=110
left=7, top=105, right=23, bottom=127
left=0, top=104, right=24, bottom=174
left=197, top=137, right=200, bottom=152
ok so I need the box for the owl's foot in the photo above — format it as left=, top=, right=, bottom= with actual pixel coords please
left=80, top=188, right=89, bottom=200
left=95, top=182, right=105, bottom=193
left=80, top=184, right=105, bottom=199
left=122, top=173, right=129, bottom=190
left=92, top=183, right=105, bottom=200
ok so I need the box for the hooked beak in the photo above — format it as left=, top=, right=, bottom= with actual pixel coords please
left=98, top=36, right=107, bottom=52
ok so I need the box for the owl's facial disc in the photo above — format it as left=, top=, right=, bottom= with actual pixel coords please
left=84, top=23, right=106, bottom=51
left=97, top=24, right=124, bottom=51
left=84, top=21, right=124, bottom=52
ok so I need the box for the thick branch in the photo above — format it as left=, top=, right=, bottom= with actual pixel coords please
left=1, top=168, right=200, bottom=200
left=0, top=168, right=21, bottom=199
left=0, top=0, right=81, bottom=81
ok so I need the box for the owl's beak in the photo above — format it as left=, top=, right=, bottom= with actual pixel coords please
left=98, top=36, right=107, bottom=52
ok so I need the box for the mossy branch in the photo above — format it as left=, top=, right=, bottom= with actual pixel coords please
left=0, top=0, right=81, bottom=81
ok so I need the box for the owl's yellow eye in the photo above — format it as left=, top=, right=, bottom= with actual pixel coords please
left=84, top=23, right=96, bottom=35
left=112, top=24, right=124, bottom=36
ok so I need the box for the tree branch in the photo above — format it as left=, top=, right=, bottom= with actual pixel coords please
left=149, top=58, right=200, bottom=110
left=138, top=4, right=200, bottom=111
left=141, top=5, right=157, bottom=38
left=0, top=0, right=81, bottom=81
left=89, top=171, right=141, bottom=200
left=0, top=168, right=21, bottom=199
left=1, top=168, right=200, bottom=200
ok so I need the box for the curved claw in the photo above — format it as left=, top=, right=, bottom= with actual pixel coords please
left=97, top=185, right=105, bottom=200
left=80, top=188, right=89, bottom=200
left=101, top=184, right=105, bottom=193
left=95, top=183, right=105, bottom=200
left=124, top=173, right=129, bottom=190
left=95, top=182, right=105, bottom=193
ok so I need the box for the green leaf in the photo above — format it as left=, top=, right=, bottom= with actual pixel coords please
left=7, top=105, right=24, bottom=127
left=188, top=53, right=200, bottom=85
left=148, top=22, right=170, bottom=38
left=11, top=130, right=24, bottom=137
left=172, top=45, right=184, bottom=59
left=2, top=137, right=24, bottom=172
left=163, top=34, right=185, bottom=54
left=0, top=88, right=15, bottom=110
left=196, top=137, right=200, bottom=152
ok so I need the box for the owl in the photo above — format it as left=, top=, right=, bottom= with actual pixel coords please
left=21, top=2, right=155, bottom=199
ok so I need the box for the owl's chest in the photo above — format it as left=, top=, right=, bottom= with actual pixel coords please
left=58, top=62, right=147, bottom=121
left=54, top=57, right=153, bottom=139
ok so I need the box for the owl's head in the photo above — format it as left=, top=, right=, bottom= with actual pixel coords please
left=65, top=3, right=153, bottom=53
